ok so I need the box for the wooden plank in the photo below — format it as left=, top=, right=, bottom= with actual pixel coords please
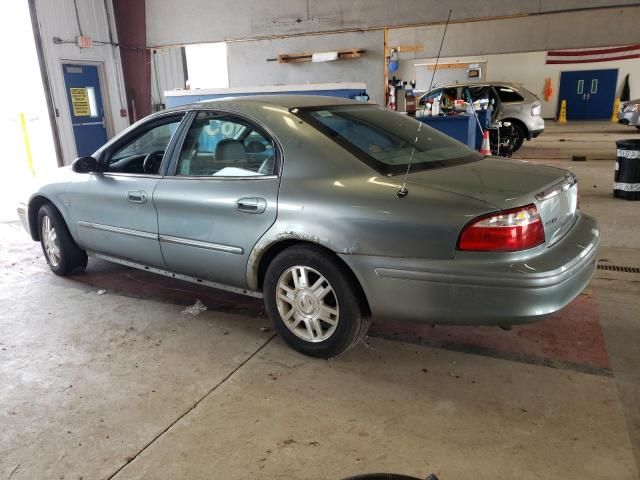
left=278, top=52, right=313, bottom=63
left=427, top=63, right=469, bottom=70
left=393, top=44, right=425, bottom=53
left=277, top=48, right=364, bottom=64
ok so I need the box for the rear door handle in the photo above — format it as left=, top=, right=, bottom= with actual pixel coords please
left=127, top=191, right=147, bottom=203
left=236, top=197, right=267, bottom=214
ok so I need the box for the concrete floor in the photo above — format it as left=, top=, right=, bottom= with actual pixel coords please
left=1, top=121, right=639, bottom=480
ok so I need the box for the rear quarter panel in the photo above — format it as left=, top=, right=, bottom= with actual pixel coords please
left=239, top=105, right=500, bottom=289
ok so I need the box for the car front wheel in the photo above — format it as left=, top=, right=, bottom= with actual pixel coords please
left=38, top=203, right=87, bottom=276
left=263, top=245, right=370, bottom=358
left=511, top=123, right=526, bottom=152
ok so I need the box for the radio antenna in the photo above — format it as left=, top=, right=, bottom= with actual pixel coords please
left=397, top=9, right=452, bottom=198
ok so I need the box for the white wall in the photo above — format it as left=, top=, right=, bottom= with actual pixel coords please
left=226, top=30, right=384, bottom=105
left=145, top=0, right=640, bottom=47
left=400, top=51, right=640, bottom=118
left=388, top=6, right=640, bottom=59
left=33, top=0, right=128, bottom=165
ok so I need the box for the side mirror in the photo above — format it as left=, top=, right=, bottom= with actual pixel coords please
left=72, top=156, right=98, bottom=174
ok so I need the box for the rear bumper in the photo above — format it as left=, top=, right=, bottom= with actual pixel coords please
left=340, top=213, right=599, bottom=325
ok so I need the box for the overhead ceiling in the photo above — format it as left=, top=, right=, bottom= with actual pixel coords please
left=145, top=0, right=639, bottom=47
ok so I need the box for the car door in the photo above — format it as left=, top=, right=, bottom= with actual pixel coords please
left=62, top=63, right=109, bottom=157
left=462, top=85, right=502, bottom=121
left=153, top=110, right=280, bottom=288
left=69, top=112, right=186, bottom=268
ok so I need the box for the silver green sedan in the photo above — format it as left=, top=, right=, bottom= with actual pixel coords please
left=18, top=95, right=599, bottom=358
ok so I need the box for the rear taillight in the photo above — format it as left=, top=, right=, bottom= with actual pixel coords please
left=458, top=204, right=545, bottom=252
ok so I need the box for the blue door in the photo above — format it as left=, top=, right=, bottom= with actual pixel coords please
left=558, top=69, right=618, bottom=120
left=62, top=63, right=109, bottom=157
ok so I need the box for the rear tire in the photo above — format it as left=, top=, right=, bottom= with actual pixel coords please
left=263, top=245, right=370, bottom=358
left=38, top=203, right=87, bottom=276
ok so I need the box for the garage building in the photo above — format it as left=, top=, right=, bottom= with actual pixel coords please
left=1, top=1, right=640, bottom=479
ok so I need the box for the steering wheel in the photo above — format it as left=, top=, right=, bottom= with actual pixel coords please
left=142, top=150, right=165, bottom=174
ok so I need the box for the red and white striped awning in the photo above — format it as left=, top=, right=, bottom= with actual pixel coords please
left=546, top=44, right=640, bottom=64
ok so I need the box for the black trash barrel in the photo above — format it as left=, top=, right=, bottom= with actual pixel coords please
left=614, top=139, right=640, bottom=200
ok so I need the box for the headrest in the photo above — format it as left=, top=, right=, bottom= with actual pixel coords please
left=215, top=139, right=246, bottom=161
left=246, top=141, right=266, bottom=153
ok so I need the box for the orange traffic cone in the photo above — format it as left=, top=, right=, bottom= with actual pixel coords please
left=480, top=129, right=491, bottom=155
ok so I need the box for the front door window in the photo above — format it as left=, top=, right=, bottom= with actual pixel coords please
left=104, top=117, right=183, bottom=175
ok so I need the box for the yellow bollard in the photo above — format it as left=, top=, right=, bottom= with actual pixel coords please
left=19, top=112, right=35, bottom=176
left=558, top=100, right=567, bottom=124
left=611, top=98, right=620, bottom=123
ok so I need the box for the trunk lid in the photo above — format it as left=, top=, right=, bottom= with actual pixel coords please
left=405, top=157, right=578, bottom=246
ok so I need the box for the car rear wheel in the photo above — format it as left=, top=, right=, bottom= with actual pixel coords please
left=263, top=245, right=370, bottom=358
left=38, top=203, right=87, bottom=276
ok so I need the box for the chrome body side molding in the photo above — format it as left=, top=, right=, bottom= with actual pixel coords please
left=158, top=235, right=244, bottom=255
left=78, top=222, right=244, bottom=255
left=77, top=221, right=158, bottom=240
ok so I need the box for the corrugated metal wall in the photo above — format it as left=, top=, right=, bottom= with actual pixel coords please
left=33, top=0, right=128, bottom=164
left=150, top=47, right=186, bottom=111
left=32, top=0, right=185, bottom=164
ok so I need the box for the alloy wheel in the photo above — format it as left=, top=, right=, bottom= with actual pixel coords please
left=276, top=265, right=339, bottom=342
left=41, top=215, right=61, bottom=267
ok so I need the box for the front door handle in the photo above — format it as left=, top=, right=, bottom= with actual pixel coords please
left=236, top=197, right=267, bottom=214
left=127, top=191, right=147, bottom=203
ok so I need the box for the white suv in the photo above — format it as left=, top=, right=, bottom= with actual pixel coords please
left=419, top=82, right=545, bottom=152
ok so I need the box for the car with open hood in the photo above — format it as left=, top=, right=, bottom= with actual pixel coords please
left=419, top=82, right=545, bottom=152
left=618, top=98, right=640, bottom=129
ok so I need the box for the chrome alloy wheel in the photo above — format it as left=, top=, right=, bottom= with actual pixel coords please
left=276, top=266, right=339, bottom=342
left=41, top=215, right=61, bottom=267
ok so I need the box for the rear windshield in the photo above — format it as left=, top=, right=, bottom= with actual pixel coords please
left=294, top=105, right=481, bottom=175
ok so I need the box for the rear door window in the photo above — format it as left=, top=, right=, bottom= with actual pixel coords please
left=175, top=111, right=276, bottom=177
left=495, top=86, right=524, bottom=103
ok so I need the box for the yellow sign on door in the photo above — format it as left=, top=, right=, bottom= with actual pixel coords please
left=70, top=87, right=90, bottom=116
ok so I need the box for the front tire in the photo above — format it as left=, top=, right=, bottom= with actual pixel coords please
left=263, top=245, right=370, bottom=358
left=38, top=203, right=87, bottom=276
left=511, top=122, right=527, bottom=152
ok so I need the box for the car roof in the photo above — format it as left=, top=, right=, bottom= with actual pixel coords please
left=166, top=94, right=363, bottom=112
left=429, top=81, right=523, bottom=88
